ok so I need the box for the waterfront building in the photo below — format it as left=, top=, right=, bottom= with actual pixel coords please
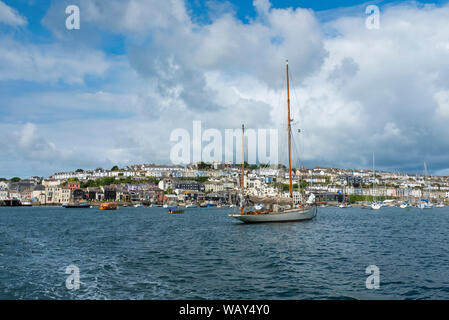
left=0, top=190, right=8, bottom=201
left=67, top=181, right=80, bottom=191
left=204, top=181, right=224, bottom=193
left=0, top=181, right=9, bottom=190
left=174, top=180, right=205, bottom=194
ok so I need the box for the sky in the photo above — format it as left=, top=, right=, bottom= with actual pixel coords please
left=1, top=0, right=449, bottom=178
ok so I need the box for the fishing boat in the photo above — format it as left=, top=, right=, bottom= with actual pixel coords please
left=230, top=61, right=317, bottom=224
left=99, top=202, right=118, bottom=210
left=133, top=203, right=143, bottom=208
left=185, top=204, right=198, bottom=208
left=168, top=209, right=184, bottom=214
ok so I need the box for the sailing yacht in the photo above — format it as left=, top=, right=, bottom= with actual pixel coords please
left=370, top=153, right=381, bottom=210
left=229, top=61, right=317, bottom=223
left=418, top=162, right=433, bottom=209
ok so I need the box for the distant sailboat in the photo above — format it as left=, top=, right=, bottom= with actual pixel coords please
left=418, top=162, right=433, bottom=209
left=371, top=153, right=381, bottom=210
left=229, top=61, right=317, bottom=223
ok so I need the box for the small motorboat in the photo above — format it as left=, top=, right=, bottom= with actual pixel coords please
left=99, top=202, right=118, bottom=210
left=371, top=202, right=381, bottom=210
left=63, top=201, right=91, bottom=209
left=168, top=209, right=184, bottom=214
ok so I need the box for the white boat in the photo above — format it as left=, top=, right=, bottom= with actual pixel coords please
left=21, top=200, right=33, bottom=206
left=229, top=61, right=317, bottom=224
left=185, top=204, right=198, bottom=208
left=418, top=200, right=433, bottom=209
left=133, top=203, right=143, bottom=207
left=436, top=203, right=445, bottom=208
left=371, top=202, right=381, bottom=210
left=399, top=200, right=411, bottom=208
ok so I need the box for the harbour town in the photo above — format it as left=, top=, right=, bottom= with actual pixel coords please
left=1, top=162, right=448, bottom=208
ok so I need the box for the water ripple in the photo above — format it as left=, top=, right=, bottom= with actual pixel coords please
left=1, top=206, right=449, bottom=299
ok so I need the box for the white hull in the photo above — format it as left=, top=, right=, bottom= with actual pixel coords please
left=371, top=203, right=381, bottom=210
left=229, top=206, right=317, bottom=223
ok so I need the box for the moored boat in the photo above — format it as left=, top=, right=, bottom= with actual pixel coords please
left=371, top=202, right=381, bottom=210
left=229, top=61, right=317, bottom=224
left=230, top=205, right=316, bottom=223
left=99, top=202, right=118, bottom=210
left=63, top=201, right=91, bottom=208
left=168, top=209, right=184, bottom=214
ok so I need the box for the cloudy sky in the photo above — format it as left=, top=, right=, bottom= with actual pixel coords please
left=1, top=0, right=449, bottom=178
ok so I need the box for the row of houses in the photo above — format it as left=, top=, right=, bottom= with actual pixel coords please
left=0, top=183, right=165, bottom=205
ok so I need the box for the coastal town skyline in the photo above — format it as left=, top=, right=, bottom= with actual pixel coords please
left=0, top=159, right=446, bottom=180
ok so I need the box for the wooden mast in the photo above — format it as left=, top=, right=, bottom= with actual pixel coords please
left=241, top=124, right=245, bottom=215
left=286, top=60, right=293, bottom=198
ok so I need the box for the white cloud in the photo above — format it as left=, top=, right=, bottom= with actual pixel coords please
left=5, top=1, right=449, bottom=176
left=0, top=1, right=27, bottom=26
left=0, top=37, right=112, bottom=84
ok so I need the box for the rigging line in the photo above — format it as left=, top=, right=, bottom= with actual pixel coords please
left=288, top=65, right=306, bottom=166
left=288, top=65, right=306, bottom=172
left=278, top=66, right=288, bottom=169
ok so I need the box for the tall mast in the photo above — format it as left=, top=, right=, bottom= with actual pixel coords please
left=241, top=124, right=245, bottom=215
left=286, top=60, right=293, bottom=198
left=372, top=153, right=375, bottom=200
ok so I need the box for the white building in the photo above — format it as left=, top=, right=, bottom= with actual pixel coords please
left=0, top=190, right=8, bottom=200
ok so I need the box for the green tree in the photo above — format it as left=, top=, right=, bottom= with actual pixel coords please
left=198, top=162, right=212, bottom=170
left=75, top=169, right=84, bottom=173
left=111, top=166, right=120, bottom=171
left=11, top=177, right=21, bottom=182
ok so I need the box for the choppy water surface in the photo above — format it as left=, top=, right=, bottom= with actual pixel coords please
left=1, top=206, right=449, bottom=299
